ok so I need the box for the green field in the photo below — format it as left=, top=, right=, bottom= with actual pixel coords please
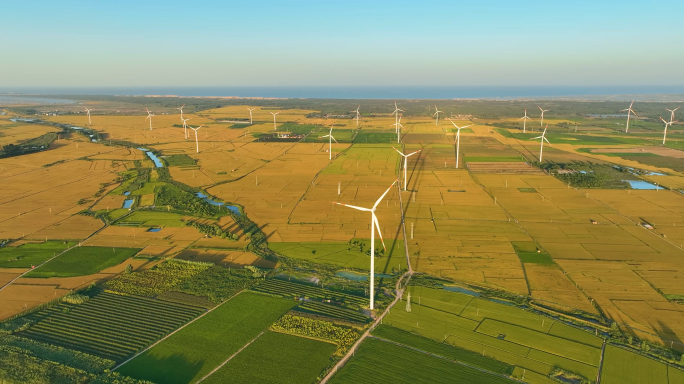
left=601, top=345, right=670, bottom=384
left=202, top=331, right=336, bottom=384
left=117, top=211, right=185, bottom=227
left=0, top=241, right=76, bottom=268
left=329, top=338, right=517, bottom=384
left=24, top=247, right=139, bottom=278
left=252, top=279, right=368, bottom=308
left=372, top=325, right=514, bottom=375
left=296, top=301, right=370, bottom=323
left=117, top=292, right=296, bottom=384
left=164, top=154, right=196, bottom=166
left=463, top=156, right=523, bottom=162
left=20, top=292, right=202, bottom=362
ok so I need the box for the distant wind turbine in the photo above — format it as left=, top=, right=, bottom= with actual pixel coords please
left=393, top=147, right=422, bottom=191
left=391, top=115, right=404, bottom=143
left=248, top=108, right=256, bottom=124
left=270, top=111, right=280, bottom=131
left=333, top=180, right=398, bottom=310
left=538, top=106, right=549, bottom=127
left=531, top=125, right=551, bottom=161
left=666, top=107, right=680, bottom=124
left=391, top=102, right=404, bottom=134
left=181, top=117, right=191, bottom=139
left=433, top=105, right=443, bottom=126
left=621, top=101, right=638, bottom=133
left=519, top=108, right=533, bottom=133
left=660, top=116, right=677, bottom=145
left=145, top=109, right=154, bottom=131
left=189, top=125, right=204, bottom=153
left=84, top=107, right=93, bottom=125
left=448, top=119, right=473, bottom=168
left=176, top=104, right=185, bottom=119
left=355, top=105, right=361, bottom=127
left=319, top=123, right=338, bottom=160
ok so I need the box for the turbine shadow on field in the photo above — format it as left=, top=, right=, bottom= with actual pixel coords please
left=119, top=352, right=204, bottom=384
left=655, top=320, right=683, bottom=352
left=400, top=146, right=429, bottom=272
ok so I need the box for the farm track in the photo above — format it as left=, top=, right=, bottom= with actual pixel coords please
left=320, top=171, right=413, bottom=384
left=195, top=331, right=266, bottom=383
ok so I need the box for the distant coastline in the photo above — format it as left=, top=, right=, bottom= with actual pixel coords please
left=2, top=86, right=684, bottom=101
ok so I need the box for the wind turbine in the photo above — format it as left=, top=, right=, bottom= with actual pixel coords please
left=448, top=119, right=473, bottom=168
left=393, top=147, right=422, bottom=190
left=333, top=180, right=398, bottom=310
left=355, top=105, right=361, bottom=127
left=248, top=108, right=256, bottom=124
left=84, top=107, right=93, bottom=125
left=270, top=111, right=280, bottom=131
left=538, top=106, right=549, bottom=127
left=621, top=101, right=638, bottom=133
left=189, top=125, right=204, bottom=153
left=660, top=116, right=677, bottom=145
left=319, top=123, right=338, bottom=160
left=433, top=105, right=443, bottom=126
left=666, top=107, right=680, bottom=123
left=531, top=125, right=551, bottom=161
left=391, top=101, right=404, bottom=134
left=519, top=108, right=533, bottom=133
left=176, top=104, right=185, bottom=119
left=145, top=109, right=154, bottom=131
left=181, top=117, right=191, bottom=139
left=391, top=115, right=404, bottom=143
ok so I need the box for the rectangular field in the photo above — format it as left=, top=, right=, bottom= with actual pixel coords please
left=24, top=247, right=140, bottom=278
left=201, top=331, right=336, bottom=384
left=0, top=241, right=77, bottom=268
left=20, top=292, right=203, bottom=362
left=328, top=337, right=517, bottom=384
left=116, top=292, right=296, bottom=384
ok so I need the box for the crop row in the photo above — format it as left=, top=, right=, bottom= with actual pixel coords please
left=297, top=302, right=370, bottom=323
left=254, top=279, right=368, bottom=306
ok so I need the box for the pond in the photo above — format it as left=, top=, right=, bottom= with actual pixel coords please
left=335, top=270, right=394, bottom=281
left=443, top=285, right=481, bottom=297
left=147, top=228, right=161, bottom=233
left=123, top=191, right=130, bottom=196
left=623, top=180, right=661, bottom=190
left=122, top=199, right=134, bottom=209
left=195, top=192, right=241, bottom=215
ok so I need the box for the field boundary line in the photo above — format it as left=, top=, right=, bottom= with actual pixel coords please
left=596, top=338, right=606, bottom=383
left=369, top=335, right=526, bottom=384
left=113, top=289, right=245, bottom=371
left=195, top=331, right=265, bottom=383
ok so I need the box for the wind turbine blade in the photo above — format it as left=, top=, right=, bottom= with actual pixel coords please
left=333, top=202, right=371, bottom=212
left=660, top=117, right=667, bottom=124
left=392, top=147, right=405, bottom=156
left=462, top=124, right=473, bottom=129
left=532, top=136, right=543, bottom=140
left=331, top=136, right=338, bottom=144
left=543, top=137, right=550, bottom=144
left=373, top=180, right=398, bottom=209
left=372, top=213, right=386, bottom=251
left=449, top=120, right=458, bottom=128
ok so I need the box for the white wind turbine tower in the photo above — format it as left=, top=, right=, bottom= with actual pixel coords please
left=176, top=104, right=185, bottom=119
left=393, top=147, right=422, bottom=190
left=448, top=119, right=473, bottom=168
left=145, top=109, right=155, bottom=131
left=391, top=115, right=404, bottom=143
left=355, top=105, right=361, bottom=127
left=519, top=108, right=533, bottom=133
left=333, top=180, right=398, bottom=310
left=391, top=101, right=404, bottom=134
left=538, top=106, right=549, bottom=127
left=531, top=125, right=551, bottom=161
left=270, top=111, right=280, bottom=131
left=433, top=105, right=443, bottom=126
left=181, top=117, right=191, bottom=139
left=621, top=101, right=638, bottom=133
left=84, top=107, right=93, bottom=125
left=319, top=123, right=338, bottom=160
left=189, top=125, right=204, bottom=153
left=248, top=108, right=256, bottom=125
left=660, top=116, right=677, bottom=145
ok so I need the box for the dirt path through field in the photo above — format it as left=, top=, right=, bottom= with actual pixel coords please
left=195, top=331, right=265, bottom=383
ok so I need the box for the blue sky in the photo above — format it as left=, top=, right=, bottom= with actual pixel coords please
left=1, top=0, right=682, bottom=87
